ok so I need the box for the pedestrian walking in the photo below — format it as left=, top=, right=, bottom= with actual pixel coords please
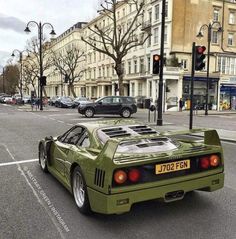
left=179, top=98, right=184, bottom=112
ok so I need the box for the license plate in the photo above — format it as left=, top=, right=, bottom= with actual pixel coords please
left=155, top=160, right=190, bottom=175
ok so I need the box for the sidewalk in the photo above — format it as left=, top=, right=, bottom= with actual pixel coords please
left=147, top=121, right=236, bottom=143
left=18, top=104, right=59, bottom=112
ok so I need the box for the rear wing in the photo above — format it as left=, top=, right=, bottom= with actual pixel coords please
left=96, top=128, right=222, bottom=163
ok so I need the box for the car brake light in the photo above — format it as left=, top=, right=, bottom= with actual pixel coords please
left=114, top=170, right=127, bottom=184
left=209, top=154, right=220, bottom=167
left=128, top=169, right=141, bottom=183
left=200, top=156, right=210, bottom=169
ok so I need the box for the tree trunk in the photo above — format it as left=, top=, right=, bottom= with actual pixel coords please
left=115, top=62, right=125, bottom=96
left=43, top=87, right=47, bottom=98
left=69, top=83, right=77, bottom=98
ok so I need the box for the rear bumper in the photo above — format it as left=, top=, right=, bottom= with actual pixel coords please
left=87, top=172, right=224, bottom=214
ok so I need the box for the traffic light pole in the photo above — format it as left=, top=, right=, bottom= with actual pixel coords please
left=205, top=26, right=211, bottom=116
left=157, top=0, right=166, bottom=126
left=189, top=42, right=196, bottom=130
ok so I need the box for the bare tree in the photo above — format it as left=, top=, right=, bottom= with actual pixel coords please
left=1, top=64, right=20, bottom=94
left=26, top=37, right=53, bottom=97
left=81, top=0, right=150, bottom=96
left=51, top=46, right=85, bottom=97
left=22, top=60, right=39, bottom=96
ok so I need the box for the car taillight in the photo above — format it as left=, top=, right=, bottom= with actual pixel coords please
left=114, top=170, right=127, bottom=184
left=209, top=154, right=220, bottom=167
left=200, top=156, right=210, bottom=169
left=128, top=169, right=141, bottom=183
left=200, top=154, right=221, bottom=169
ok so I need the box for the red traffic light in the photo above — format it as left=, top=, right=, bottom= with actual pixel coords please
left=196, top=46, right=206, bottom=54
left=153, top=54, right=160, bottom=62
left=153, top=54, right=160, bottom=74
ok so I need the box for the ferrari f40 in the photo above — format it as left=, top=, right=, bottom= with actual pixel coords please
left=38, top=120, right=224, bottom=214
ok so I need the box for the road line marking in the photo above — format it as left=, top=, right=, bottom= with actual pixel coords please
left=0, top=159, right=38, bottom=167
left=0, top=144, right=66, bottom=238
left=57, top=120, right=65, bottom=124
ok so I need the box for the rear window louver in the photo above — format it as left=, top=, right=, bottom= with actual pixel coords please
left=101, top=128, right=131, bottom=138
left=129, top=125, right=157, bottom=135
left=94, top=168, right=105, bottom=188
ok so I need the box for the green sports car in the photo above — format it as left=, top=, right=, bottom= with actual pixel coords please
left=38, top=120, right=224, bottom=215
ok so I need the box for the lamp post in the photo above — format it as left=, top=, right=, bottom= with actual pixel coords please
left=197, top=22, right=222, bottom=115
left=11, top=49, right=29, bottom=101
left=157, top=0, right=166, bottom=126
left=24, top=21, right=56, bottom=111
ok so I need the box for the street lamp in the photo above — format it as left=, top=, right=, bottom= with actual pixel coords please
left=24, top=21, right=56, bottom=110
left=197, top=22, right=222, bottom=115
left=11, top=49, right=29, bottom=101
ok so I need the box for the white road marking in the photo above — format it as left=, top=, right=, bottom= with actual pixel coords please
left=57, top=120, right=65, bottom=124
left=0, top=159, right=38, bottom=167
left=0, top=143, right=66, bottom=239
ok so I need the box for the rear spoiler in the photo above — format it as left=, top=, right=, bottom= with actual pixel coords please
left=160, top=128, right=221, bottom=146
left=96, top=128, right=221, bottom=163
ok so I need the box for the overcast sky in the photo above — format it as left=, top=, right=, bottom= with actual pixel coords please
left=0, top=0, right=99, bottom=68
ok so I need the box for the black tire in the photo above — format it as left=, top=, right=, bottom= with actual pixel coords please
left=85, top=108, right=94, bottom=118
left=121, top=108, right=131, bottom=118
left=72, top=166, right=91, bottom=214
left=39, top=144, right=48, bottom=173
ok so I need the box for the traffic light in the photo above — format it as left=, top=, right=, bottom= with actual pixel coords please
left=195, top=46, right=206, bottom=71
left=152, top=54, right=160, bottom=75
left=40, top=76, right=47, bottom=86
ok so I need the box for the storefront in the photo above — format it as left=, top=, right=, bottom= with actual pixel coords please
left=182, top=76, right=219, bottom=110
left=220, top=85, right=236, bottom=110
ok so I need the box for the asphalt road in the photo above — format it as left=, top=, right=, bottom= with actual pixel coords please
left=0, top=104, right=236, bottom=239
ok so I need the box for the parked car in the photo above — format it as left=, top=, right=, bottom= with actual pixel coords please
left=55, top=96, right=75, bottom=108
left=48, top=96, right=59, bottom=106
left=78, top=96, right=137, bottom=118
left=22, top=95, right=31, bottom=104
left=4, top=96, right=16, bottom=104
left=73, top=97, right=90, bottom=107
left=0, top=95, right=11, bottom=103
left=38, top=120, right=224, bottom=215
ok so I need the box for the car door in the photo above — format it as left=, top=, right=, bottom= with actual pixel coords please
left=95, top=97, right=113, bottom=114
left=111, top=97, right=123, bottom=113
left=51, top=126, right=84, bottom=177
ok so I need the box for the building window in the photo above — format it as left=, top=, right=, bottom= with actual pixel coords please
left=128, top=61, right=131, bottom=74
left=165, top=2, right=168, bottom=18
left=138, top=83, right=142, bottom=96
left=99, top=67, right=101, bottom=77
left=212, top=31, right=218, bottom=44
left=147, top=34, right=151, bottom=47
left=213, top=9, right=220, bottom=21
left=93, top=68, right=96, bottom=79
left=148, top=10, right=152, bottom=23
left=228, top=33, right=234, bottom=46
left=106, top=66, right=110, bottom=77
left=140, top=58, right=145, bottom=73
left=181, top=59, right=187, bottom=69
left=149, top=81, right=152, bottom=97
left=154, top=4, right=159, bottom=21
left=147, top=56, right=151, bottom=73
left=164, top=26, right=167, bottom=43
left=153, top=27, right=159, bottom=44
left=134, top=60, right=137, bottom=73
left=229, top=12, right=236, bottom=24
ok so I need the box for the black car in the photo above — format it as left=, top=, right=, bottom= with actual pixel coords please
left=55, top=96, right=75, bottom=108
left=78, top=96, right=137, bottom=118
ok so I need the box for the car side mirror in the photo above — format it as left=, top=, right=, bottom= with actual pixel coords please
left=45, top=136, right=54, bottom=141
left=98, top=101, right=102, bottom=105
